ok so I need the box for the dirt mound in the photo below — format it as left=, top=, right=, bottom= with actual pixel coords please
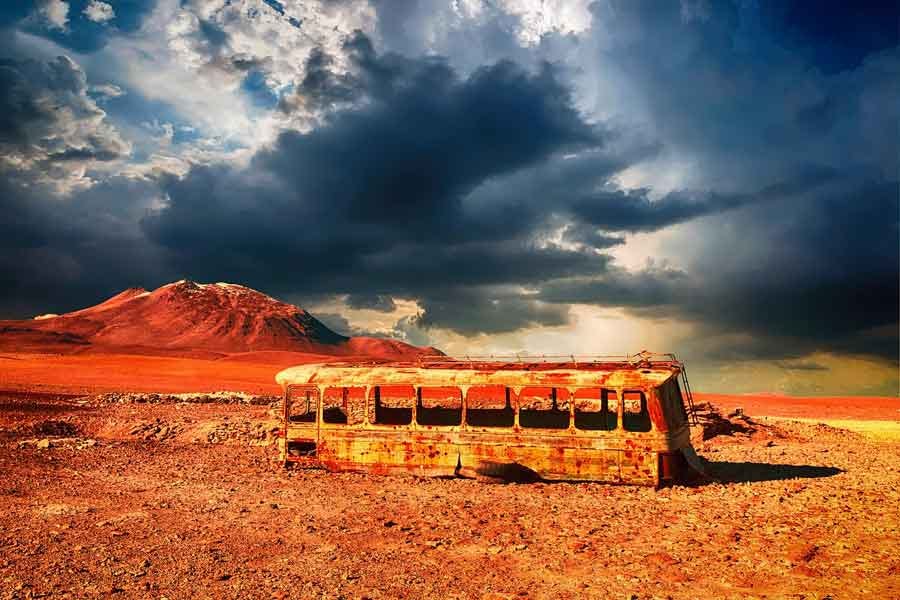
left=201, top=419, right=280, bottom=445
left=129, top=419, right=182, bottom=442
left=0, top=280, right=437, bottom=360
left=692, top=403, right=789, bottom=444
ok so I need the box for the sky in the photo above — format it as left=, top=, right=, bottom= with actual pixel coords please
left=1, top=0, right=897, bottom=396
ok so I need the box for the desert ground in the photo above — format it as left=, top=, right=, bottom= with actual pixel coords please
left=1, top=351, right=899, bottom=599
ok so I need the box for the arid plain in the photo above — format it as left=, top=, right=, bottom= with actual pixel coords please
left=1, top=282, right=898, bottom=599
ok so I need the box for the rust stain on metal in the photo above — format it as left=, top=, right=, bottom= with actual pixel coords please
left=277, top=353, right=703, bottom=487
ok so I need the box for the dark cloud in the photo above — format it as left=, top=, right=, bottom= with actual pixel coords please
left=757, top=0, right=898, bottom=74
left=345, top=294, right=396, bottom=313
left=540, top=179, right=899, bottom=362
left=587, top=1, right=897, bottom=188
left=0, top=174, right=172, bottom=318
left=776, top=360, right=829, bottom=372
left=279, top=46, right=361, bottom=113
left=143, top=32, right=618, bottom=332
left=413, top=289, right=570, bottom=336
left=539, top=263, right=688, bottom=309
left=311, top=312, right=352, bottom=336
left=140, top=23, right=898, bottom=365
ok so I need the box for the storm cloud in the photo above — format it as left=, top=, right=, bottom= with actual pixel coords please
left=142, top=33, right=620, bottom=322
left=0, top=1, right=896, bottom=380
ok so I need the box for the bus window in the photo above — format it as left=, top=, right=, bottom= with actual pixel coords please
left=622, top=390, right=652, bottom=432
left=288, top=387, right=317, bottom=423
left=465, top=385, right=514, bottom=428
left=519, top=387, right=570, bottom=430
left=574, top=388, right=618, bottom=431
left=322, top=387, right=367, bottom=425
left=370, top=385, right=414, bottom=426
left=417, top=387, right=462, bottom=426
left=322, top=387, right=348, bottom=424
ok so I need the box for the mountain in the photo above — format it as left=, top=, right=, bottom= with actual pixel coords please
left=0, top=280, right=440, bottom=359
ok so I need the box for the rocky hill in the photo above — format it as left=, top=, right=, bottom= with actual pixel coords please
left=0, top=280, right=438, bottom=359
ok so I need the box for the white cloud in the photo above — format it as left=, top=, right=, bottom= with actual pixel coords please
left=92, top=0, right=376, bottom=155
left=165, top=0, right=376, bottom=94
left=0, top=54, right=132, bottom=192
left=89, top=83, right=125, bottom=99
left=499, top=0, right=593, bottom=45
left=83, top=0, right=116, bottom=24
left=451, top=0, right=593, bottom=46
left=34, top=0, right=70, bottom=31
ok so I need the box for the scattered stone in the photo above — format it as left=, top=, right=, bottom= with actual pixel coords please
left=32, top=420, right=79, bottom=437
left=90, top=391, right=277, bottom=406
left=788, top=543, right=819, bottom=563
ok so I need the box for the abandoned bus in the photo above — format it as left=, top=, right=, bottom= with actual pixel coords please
left=275, top=354, right=704, bottom=487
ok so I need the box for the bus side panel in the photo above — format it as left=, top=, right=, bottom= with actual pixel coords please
left=309, top=427, right=662, bottom=486
left=620, top=441, right=659, bottom=486
left=457, top=433, right=625, bottom=484
left=316, top=428, right=461, bottom=477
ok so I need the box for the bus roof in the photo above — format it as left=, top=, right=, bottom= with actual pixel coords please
left=275, top=356, right=683, bottom=390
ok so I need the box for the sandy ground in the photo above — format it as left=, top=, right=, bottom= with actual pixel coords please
left=694, top=392, right=900, bottom=422
left=0, top=352, right=311, bottom=396
left=1, top=390, right=899, bottom=600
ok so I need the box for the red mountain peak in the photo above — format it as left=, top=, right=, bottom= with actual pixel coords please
left=1, top=281, right=437, bottom=360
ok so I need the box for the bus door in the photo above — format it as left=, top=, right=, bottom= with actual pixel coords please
left=285, top=385, right=320, bottom=459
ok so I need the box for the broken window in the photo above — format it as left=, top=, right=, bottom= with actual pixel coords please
left=288, top=387, right=318, bottom=423
left=370, top=385, right=414, bottom=426
left=465, top=385, right=514, bottom=428
left=321, top=387, right=348, bottom=424
left=518, top=387, right=570, bottom=430
left=622, top=390, right=652, bottom=432
left=287, top=440, right=316, bottom=457
left=322, top=387, right=367, bottom=425
left=574, top=388, right=618, bottom=431
left=417, top=387, right=462, bottom=426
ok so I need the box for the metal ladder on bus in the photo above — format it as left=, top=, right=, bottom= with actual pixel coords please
left=678, top=360, right=700, bottom=425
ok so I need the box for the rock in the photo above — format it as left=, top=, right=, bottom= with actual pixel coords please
left=36, top=438, right=51, bottom=449
left=787, top=543, right=819, bottom=563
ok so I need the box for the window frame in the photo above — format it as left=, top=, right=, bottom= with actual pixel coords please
left=415, top=386, right=464, bottom=428
left=572, top=387, right=620, bottom=432
left=516, top=386, right=573, bottom=431
left=320, top=386, right=372, bottom=428
left=621, top=388, right=654, bottom=433
left=367, top=383, right=416, bottom=429
left=463, top=385, right=516, bottom=430
left=285, top=384, right=320, bottom=425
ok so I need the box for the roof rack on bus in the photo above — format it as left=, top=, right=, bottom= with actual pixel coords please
left=414, top=351, right=680, bottom=367
left=413, top=351, right=700, bottom=426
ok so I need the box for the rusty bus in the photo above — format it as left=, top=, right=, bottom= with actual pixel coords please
left=275, top=353, right=705, bottom=486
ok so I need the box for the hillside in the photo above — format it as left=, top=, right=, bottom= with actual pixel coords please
left=0, top=280, right=437, bottom=360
